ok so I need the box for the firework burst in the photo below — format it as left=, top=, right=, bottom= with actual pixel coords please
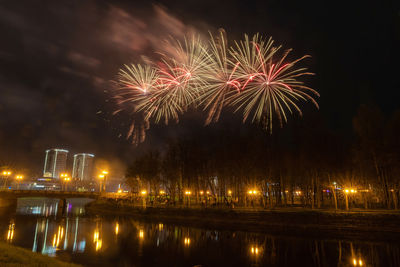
left=228, top=34, right=319, bottom=132
left=114, top=64, right=159, bottom=143
left=113, top=31, right=319, bottom=143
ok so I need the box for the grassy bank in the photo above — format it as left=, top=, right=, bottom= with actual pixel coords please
left=86, top=200, right=400, bottom=242
left=0, top=242, right=81, bottom=267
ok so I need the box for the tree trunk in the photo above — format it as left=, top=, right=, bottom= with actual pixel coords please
left=311, top=178, right=315, bottom=209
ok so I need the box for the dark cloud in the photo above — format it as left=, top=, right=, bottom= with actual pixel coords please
left=0, top=0, right=398, bottom=179
left=0, top=0, right=205, bottom=177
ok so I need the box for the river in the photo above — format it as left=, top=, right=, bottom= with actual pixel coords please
left=0, top=198, right=399, bottom=266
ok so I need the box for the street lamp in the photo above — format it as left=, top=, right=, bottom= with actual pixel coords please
left=60, top=173, right=70, bottom=191
left=100, top=170, right=108, bottom=192
left=185, top=190, right=192, bottom=206
left=344, top=188, right=357, bottom=211
left=248, top=190, right=258, bottom=195
left=15, top=175, right=23, bottom=190
left=141, top=190, right=147, bottom=208
left=247, top=189, right=258, bottom=207
left=98, top=174, right=105, bottom=193
left=2, top=170, right=12, bottom=189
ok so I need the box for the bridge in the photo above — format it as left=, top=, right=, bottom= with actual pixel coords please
left=0, top=190, right=100, bottom=199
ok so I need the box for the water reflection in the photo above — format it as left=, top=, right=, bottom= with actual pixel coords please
left=0, top=199, right=399, bottom=266
left=30, top=217, right=86, bottom=256
left=16, top=198, right=89, bottom=217
left=114, top=222, right=119, bottom=235
left=184, top=237, right=191, bottom=246
left=6, top=221, right=14, bottom=242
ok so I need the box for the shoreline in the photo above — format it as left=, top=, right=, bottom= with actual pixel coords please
left=85, top=200, right=400, bottom=243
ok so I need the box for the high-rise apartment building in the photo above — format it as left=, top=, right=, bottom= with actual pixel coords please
left=43, top=148, right=68, bottom=179
left=72, top=153, right=94, bottom=182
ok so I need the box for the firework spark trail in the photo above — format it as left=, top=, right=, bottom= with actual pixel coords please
left=113, top=31, right=319, bottom=143
left=198, top=31, right=243, bottom=125
left=143, top=35, right=211, bottom=124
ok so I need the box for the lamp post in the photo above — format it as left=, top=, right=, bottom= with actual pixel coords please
left=15, top=175, right=23, bottom=190
left=100, top=170, right=108, bottom=192
left=247, top=189, right=258, bottom=208
left=98, top=174, right=104, bottom=193
left=344, top=188, right=357, bottom=211
left=185, top=190, right=191, bottom=207
left=2, top=170, right=12, bottom=189
left=332, top=182, right=338, bottom=211
left=159, top=190, right=165, bottom=204
left=141, top=190, right=147, bottom=208
left=60, top=173, right=70, bottom=191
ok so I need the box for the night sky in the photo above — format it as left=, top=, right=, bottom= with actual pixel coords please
left=0, top=0, right=398, bottom=177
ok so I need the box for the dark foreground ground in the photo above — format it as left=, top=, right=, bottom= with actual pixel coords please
left=86, top=200, right=400, bottom=242
left=0, top=242, right=81, bottom=267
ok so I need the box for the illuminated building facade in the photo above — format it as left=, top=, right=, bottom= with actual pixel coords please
left=43, top=148, right=68, bottom=179
left=72, top=153, right=94, bottom=182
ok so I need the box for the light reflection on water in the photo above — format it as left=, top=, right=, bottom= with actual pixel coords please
left=0, top=198, right=400, bottom=267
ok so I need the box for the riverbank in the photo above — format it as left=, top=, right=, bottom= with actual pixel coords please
left=86, top=200, right=400, bottom=242
left=0, top=242, right=81, bottom=267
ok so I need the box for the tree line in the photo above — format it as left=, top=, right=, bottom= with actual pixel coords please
left=125, top=105, right=400, bottom=209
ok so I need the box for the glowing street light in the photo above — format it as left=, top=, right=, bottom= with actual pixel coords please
left=15, top=175, right=23, bottom=190
left=344, top=188, right=357, bottom=210
left=60, top=173, right=70, bottom=191
left=248, top=190, right=258, bottom=195
left=2, top=170, right=12, bottom=189
left=98, top=174, right=105, bottom=193
left=185, top=190, right=192, bottom=206
left=2, top=171, right=12, bottom=176
left=99, top=170, right=108, bottom=192
left=227, top=190, right=232, bottom=196
left=141, top=190, right=147, bottom=208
